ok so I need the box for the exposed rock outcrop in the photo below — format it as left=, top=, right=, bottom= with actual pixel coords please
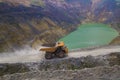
left=0, top=0, right=120, bottom=52
left=0, top=52, right=120, bottom=76
left=0, top=65, right=120, bottom=80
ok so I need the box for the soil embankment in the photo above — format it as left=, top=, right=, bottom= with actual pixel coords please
left=0, top=45, right=120, bottom=80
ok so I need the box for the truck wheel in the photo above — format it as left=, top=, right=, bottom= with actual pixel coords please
left=57, top=51, right=65, bottom=58
left=45, top=52, right=53, bottom=59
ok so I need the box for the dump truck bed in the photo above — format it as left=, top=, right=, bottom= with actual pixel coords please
left=40, top=47, right=56, bottom=52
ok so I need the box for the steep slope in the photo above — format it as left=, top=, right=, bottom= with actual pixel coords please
left=110, top=36, right=120, bottom=45
left=0, top=3, right=71, bottom=52
left=0, top=0, right=120, bottom=52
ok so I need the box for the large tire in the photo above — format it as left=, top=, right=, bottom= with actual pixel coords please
left=57, top=51, right=65, bottom=58
left=45, top=52, right=53, bottom=59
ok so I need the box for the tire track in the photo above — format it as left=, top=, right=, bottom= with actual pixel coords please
left=0, top=45, right=120, bottom=63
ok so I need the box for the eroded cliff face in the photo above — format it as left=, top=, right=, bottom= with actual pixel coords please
left=0, top=0, right=120, bottom=52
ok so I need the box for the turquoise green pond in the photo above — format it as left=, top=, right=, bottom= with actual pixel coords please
left=59, top=23, right=119, bottom=49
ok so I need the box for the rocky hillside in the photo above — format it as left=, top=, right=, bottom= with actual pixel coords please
left=0, top=51, right=120, bottom=80
left=0, top=0, right=120, bottom=52
left=0, top=66, right=120, bottom=80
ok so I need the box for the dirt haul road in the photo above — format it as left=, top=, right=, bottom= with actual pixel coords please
left=0, top=45, right=120, bottom=63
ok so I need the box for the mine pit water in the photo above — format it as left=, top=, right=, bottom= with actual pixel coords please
left=0, top=23, right=119, bottom=63
left=59, top=23, right=119, bottom=49
left=0, top=46, right=45, bottom=63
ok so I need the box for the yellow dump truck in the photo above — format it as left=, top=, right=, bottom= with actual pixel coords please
left=40, top=41, right=68, bottom=59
